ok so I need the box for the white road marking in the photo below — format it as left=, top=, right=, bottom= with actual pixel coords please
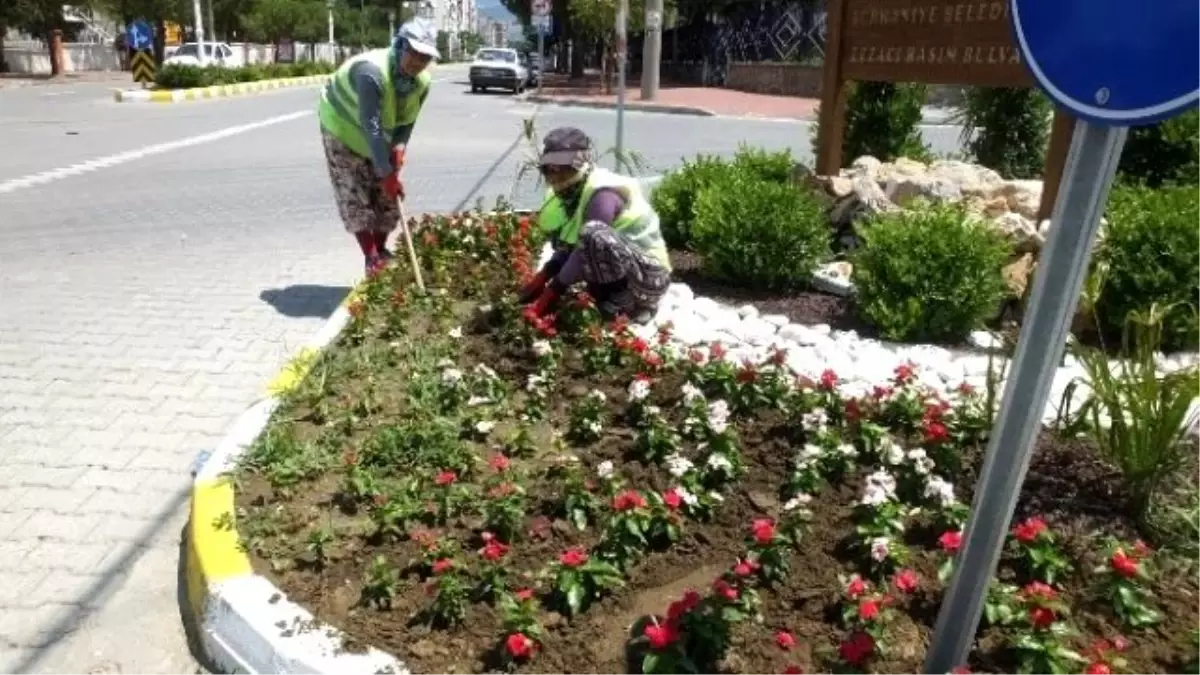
left=0, top=110, right=312, bottom=195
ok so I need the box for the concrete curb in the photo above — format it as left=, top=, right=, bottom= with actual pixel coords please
left=522, top=93, right=716, bottom=117
left=113, top=74, right=330, bottom=103
left=186, top=282, right=409, bottom=674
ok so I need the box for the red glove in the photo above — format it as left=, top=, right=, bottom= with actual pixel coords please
left=518, top=270, right=550, bottom=303
left=527, top=283, right=562, bottom=317
left=391, top=147, right=406, bottom=171
left=380, top=173, right=405, bottom=201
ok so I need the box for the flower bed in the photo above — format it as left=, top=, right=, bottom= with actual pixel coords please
left=231, top=209, right=1198, bottom=674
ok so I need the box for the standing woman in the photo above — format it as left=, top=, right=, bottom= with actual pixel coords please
left=317, top=18, right=440, bottom=274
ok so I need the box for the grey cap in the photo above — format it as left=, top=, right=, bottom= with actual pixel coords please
left=396, top=18, right=440, bottom=59
left=539, top=126, right=594, bottom=168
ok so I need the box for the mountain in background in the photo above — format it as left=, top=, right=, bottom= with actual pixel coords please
left=476, top=0, right=517, bottom=23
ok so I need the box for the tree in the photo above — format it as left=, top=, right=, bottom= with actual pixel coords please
left=569, top=0, right=645, bottom=91
left=243, top=0, right=325, bottom=43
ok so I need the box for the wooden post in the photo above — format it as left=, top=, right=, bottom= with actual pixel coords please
left=815, top=0, right=849, bottom=175
left=1036, top=108, right=1076, bottom=221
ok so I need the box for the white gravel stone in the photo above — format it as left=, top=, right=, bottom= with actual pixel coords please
left=736, top=304, right=760, bottom=319
left=969, top=330, right=1004, bottom=351
left=761, top=313, right=791, bottom=327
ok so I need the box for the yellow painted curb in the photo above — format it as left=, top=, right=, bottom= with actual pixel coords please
left=187, top=476, right=253, bottom=617
left=115, top=74, right=331, bottom=104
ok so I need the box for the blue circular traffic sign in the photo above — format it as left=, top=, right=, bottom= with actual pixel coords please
left=126, top=19, right=153, bottom=51
left=1011, top=0, right=1199, bottom=126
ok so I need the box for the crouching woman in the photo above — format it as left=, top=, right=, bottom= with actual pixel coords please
left=519, top=126, right=672, bottom=324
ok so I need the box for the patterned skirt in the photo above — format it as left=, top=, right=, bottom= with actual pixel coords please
left=321, top=128, right=399, bottom=234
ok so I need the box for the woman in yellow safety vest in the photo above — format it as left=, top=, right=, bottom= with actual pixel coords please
left=519, top=127, right=673, bottom=325
left=317, top=18, right=439, bottom=274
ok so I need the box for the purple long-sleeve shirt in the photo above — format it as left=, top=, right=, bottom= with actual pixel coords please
left=549, top=188, right=625, bottom=287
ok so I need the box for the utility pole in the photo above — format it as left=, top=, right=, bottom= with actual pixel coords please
left=327, top=0, right=336, bottom=44
left=614, top=0, right=627, bottom=163
left=206, top=0, right=216, bottom=44
left=192, top=0, right=207, bottom=65
left=640, top=0, right=662, bottom=100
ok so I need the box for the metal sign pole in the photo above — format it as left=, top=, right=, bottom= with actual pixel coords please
left=536, top=26, right=545, bottom=95
left=614, top=0, right=628, bottom=165
left=923, top=119, right=1128, bottom=673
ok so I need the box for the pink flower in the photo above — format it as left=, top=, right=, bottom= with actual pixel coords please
left=481, top=539, right=509, bottom=562
left=858, top=598, right=880, bottom=621
left=666, top=590, right=701, bottom=624
left=894, top=362, right=915, bottom=384
left=892, top=569, right=919, bottom=594
left=505, top=632, right=536, bottom=660
left=939, top=530, right=963, bottom=554
left=663, top=488, right=683, bottom=511
left=845, top=575, right=868, bottom=599
left=712, top=578, right=739, bottom=602
left=489, top=453, right=510, bottom=472
left=514, top=588, right=535, bottom=602
left=783, top=666, right=804, bottom=674
left=1029, top=606, right=1056, bottom=629
left=751, top=518, right=776, bottom=545
left=1085, top=664, right=1111, bottom=675
left=431, top=558, right=454, bottom=575
left=1110, top=549, right=1140, bottom=578
left=819, top=369, right=838, bottom=391
left=613, top=490, right=648, bottom=511
left=435, top=470, right=457, bottom=486
left=733, top=558, right=760, bottom=578
left=1021, top=581, right=1057, bottom=601
left=644, top=622, right=680, bottom=650
left=560, top=546, right=588, bottom=567
left=775, top=630, right=797, bottom=651
left=1011, top=516, right=1048, bottom=543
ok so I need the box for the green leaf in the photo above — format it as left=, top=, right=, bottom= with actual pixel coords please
left=566, top=583, right=585, bottom=616
left=642, top=652, right=661, bottom=674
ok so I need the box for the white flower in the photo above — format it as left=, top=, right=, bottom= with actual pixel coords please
left=861, top=470, right=897, bottom=505
left=783, top=494, right=812, bottom=512
left=526, top=373, right=546, bottom=392
left=441, top=368, right=463, bottom=384
left=797, top=444, right=824, bottom=464
left=802, top=408, right=828, bottom=431
left=666, top=453, right=695, bottom=477
left=466, top=395, right=491, bottom=407
left=475, top=420, right=495, bottom=434
left=924, top=475, right=958, bottom=507
left=707, top=400, right=730, bottom=434
left=708, top=491, right=725, bottom=503
left=706, top=453, right=733, bottom=472
left=881, top=437, right=905, bottom=466
left=532, top=340, right=553, bottom=357
left=589, top=390, right=607, bottom=402
left=674, top=486, right=699, bottom=506
left=645, top=405, right=662, bottom=417
left=478, top=304, right=494, bottom=314
left=861, top=483, right=892, bottom=506
left=837, top=442, right=858, bottom=458
left=436, top=358, right=455, bottom=369
left=448, top=326, right=463, bottom=339
left=680, top=383, right=705, bottom=403
left=474, top=364, right=498, bottom=379
left=870, top=536, right=891, bottom=562
left=587, top=420, right=603, bottom=435
left=597, top=460, right=615, bottom=479
left=628, top=378, right=651, bottom=401
left=462, top=235, right=475, bottom=245
left=907, top=448, right=935, bottom=475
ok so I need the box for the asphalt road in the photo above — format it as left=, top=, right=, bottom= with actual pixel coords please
left=0, top=63, right=966, bottom=673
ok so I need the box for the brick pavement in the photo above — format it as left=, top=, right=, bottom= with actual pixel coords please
left=529, top=71, right=821, bottom=119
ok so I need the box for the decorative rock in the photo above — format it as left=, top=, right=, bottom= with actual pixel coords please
left=761, top=313, right=790, bottom=327
left=667, top=282, right=694, bottom=304
left=1003, top=253, right=1036, bottom=301
left=969, top=330, right=1004, bottom=352
left=991, top=212, right=1042, bottom=253
left=739, top=318, right=780, bottom=347
left=736, top=304, right=760, bottom=319
left=1002, top=179, right=1043, bottom=219
left=812, top=261, right=855, bottom=297
left=829, top=174, right=899, bottom=227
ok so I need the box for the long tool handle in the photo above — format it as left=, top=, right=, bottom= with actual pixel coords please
left=395, top=197, right=426, bottom=292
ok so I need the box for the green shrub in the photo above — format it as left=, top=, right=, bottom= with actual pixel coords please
left=651, top=154, right=731, bottom=250
left=850, top=201, right=1010, bottom=342
left=811, top=82, right=931, bottom=166
left=957, top=87, right=1052, bottom=178
left=652, top=146, right=798, bottom=250
left=690, top=174, right=830, bottom=291
left=1117, top=109, right=1200, bottom=188
left=155, top=60, right=334, bottom=89
left=1094, top=185, right=1200, bottom=352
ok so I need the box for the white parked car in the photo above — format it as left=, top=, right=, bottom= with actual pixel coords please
left=164, top=42, right=242, bottom=67
left=468, top=48, right=528, bottom=94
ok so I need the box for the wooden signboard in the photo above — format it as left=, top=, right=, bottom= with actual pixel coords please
left=816, top=0, right=1075, bottom=220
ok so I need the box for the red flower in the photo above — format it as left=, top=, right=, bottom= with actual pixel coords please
left=1110, top=549, right=1140, bottom=578
left=751, top=518, right=777, bottom=545
left=481, top=539, right=509, bottom=562
left=630, top=337, right=650, bottom=354
left=844, top=398, right=862, bottom=422
left=573, top=292, right=596, bottom=309
left=709, top=341, right=727, bottom=361
left=514, top=588, right=535, bottom=602
left=733, top=558, right=760, bottom=578
left=666, top=589, right=701, bottom=623
left=922, top=419, right=949, bottom=445
left=489, top=453, right=510, bottom=472
left=892, top=569, right=919, bottom=594
left=819, top=369, right=838, bottom=391
left=411, top=528, right=438, bottom=550
left=613, top=490, right=648, bottom=511
left=769, top=347, right=788, bottom=366
left=688, top=349, right=706, bottom=364
left=1021, top=581, right=1057, bottom=601
left=939, top=530, right=963, bottom=554
left=845, top=575, right=868, bottom=599
left=656, top=323, right=674, bottom=345
left=644, top=621, right=680, bottom=650
left=712, top=578, right=739, bottom=602
left=957, top=382, right=976, bottom=396
left=838, top=631, right=875, bottom=666
left=560, top=546, right=588, bottom=567
left=775, top=630, right=797, bottom=651
left=894, top=362, right=915, bottom=384
left=642, top=351, right=664, bottom=369
left=505, top=632, right=536, bottom=660
left=783, top=666, right=804, bottom=674
left=1085, top=664, right=1111, bottom=675
left=435, top=470, right=457, bottom=486
left=432, top=558, right=454, bottom=575
left=858, top=598, right=880, bottom=621
left=872, top=385, right=894, bottom=400
left=663, top=488, right=683, bottom=511
left=348, top=300, right=366, bottom=318
left=1029, top=606, right=1056, bottom=629
left=737, top=362, right=758, bottom=383
left=1011, top=516, right=1048, bottom=543
left=488, top=482, right=517, bottom=498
